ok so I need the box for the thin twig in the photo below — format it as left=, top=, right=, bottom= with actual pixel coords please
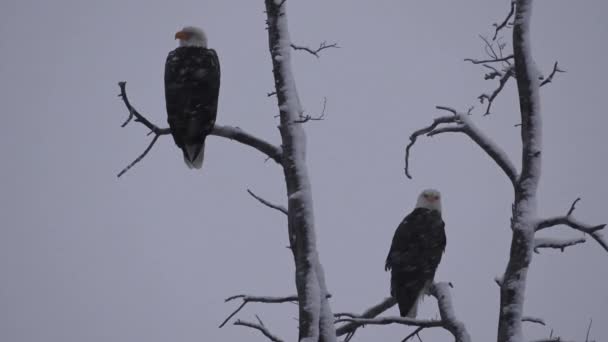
left=586, top=318, right=593, bottom=342
left=294, top=97, right=328, bottom=123
left=402, top=326, right=425, bottom=342
left=540, top=61, right=565, bottom=87
left=478, top=66, right=514, bottom=115
left=234, top=318, right=284, bottom=342
left=290, top=41, right=339, bottom=58
left=492, top=0, right=516, bottom=40
left=404, top=115, right=459, bottom=179
left=246, top=189, right=288, bottom=215
left=522, top=316, right=546, bottom=326
left=464, top=55, right=513, bottom=65
left=117, top=134, right=161, bottom=178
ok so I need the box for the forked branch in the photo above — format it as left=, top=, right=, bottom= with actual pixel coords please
left=535, top=198, right=607, bottom=253
left=219, top=294, right=299, bottom=328
left=335, top=283, right=470, bottom=342
left=116, top=82, right=283, bottom=177
left=405, top=106, right=518, bottom=185
left=234, top=316, right=284, bottom=342
left=291, top=41, right=339, bottom=58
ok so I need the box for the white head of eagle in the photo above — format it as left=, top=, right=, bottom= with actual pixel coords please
left=415, top=188, right=442, bottom=213
left=175, top=26, right=208, bottom=48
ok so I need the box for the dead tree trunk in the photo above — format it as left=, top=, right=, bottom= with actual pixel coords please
left=497, top=1, right=540, bottom=341
left=264, top=1, right=336, bottom=341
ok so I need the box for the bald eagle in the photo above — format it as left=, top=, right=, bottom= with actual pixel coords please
left=385, top=189, right=446, bottom=318
left=164, top=26, right=220, bottom=169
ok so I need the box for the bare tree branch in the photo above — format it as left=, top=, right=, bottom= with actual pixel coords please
left=401, top=326, right=425, bottom=342
left=212, top=125, right=283, bottom=164
left=540, top=61, right=565, bottom=87
left=533, top=237, right=586, bottom=253
left=405, top=107, right=518, bottom=185
left=404, top=115, right=459, bottom=179
left=336, top=283, right=469, bottom=342
left=586, top=318, right=593, bottom=342
left=464, top=55, right=514, bottom=65
left=290, top=41, right=339, bottom=58
left=335, top=297, right=396, bottom=338
left=535, top=198, right=608, bottom=253
left=117, top=134, right=162, bottom=178
left=246, top=189, right=288, bottom=215
left=115, top=82, right=283, bottom=177
left=492, top=0, right=516, bottom=40
left=234, top=318, right=284, bottom=342
left=294, top=97, right=328, bottom=123
left=333, top=316, right=443, bottom=328
left=478, top=66, right=514, bottom=115
left=219, top=294, right=300, bottom=328
left=522, top=316, right=546, bottom=326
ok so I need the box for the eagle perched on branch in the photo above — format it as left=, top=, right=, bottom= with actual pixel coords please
left=385, top=189, right=446, bottom=317
left=165, top=26, right=220, bottom=169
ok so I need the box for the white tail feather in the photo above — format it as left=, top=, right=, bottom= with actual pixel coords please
left=183, top=143, right=204, bottom=169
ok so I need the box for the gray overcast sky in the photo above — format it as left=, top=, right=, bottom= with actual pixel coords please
left=1, top=1, right=606, bottom=341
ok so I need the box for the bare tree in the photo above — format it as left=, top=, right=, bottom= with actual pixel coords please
left=116, top=1, right=605, bottom=342
left=403, top=1, right=607, bottom=342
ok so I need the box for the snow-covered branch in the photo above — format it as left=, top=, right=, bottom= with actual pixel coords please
left=535, top=198, right=607, bottom=253
left=246, top=189, right=288, bottom=215
left=533, top=237, right=586, bottom=253
left=333, top=316, right=443, bottom=328
left=335, top=283, right=469, bottom=342
left=405, top=107, right=518, bottom=185
left=430, top=282, right=472, bottom=342
left=115, top=82, right=282, bottom=177
left=219, top=293, right=300, bottom=328
left=521, top=316, right=546, bottom=326
left=212, top=125, right=283, bottom=164
left=234, top=317, right=284, bottom=342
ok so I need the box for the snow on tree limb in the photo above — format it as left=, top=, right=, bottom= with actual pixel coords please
left=497, top=1, right=543, bottom=341
left=333, top=316, right=443, bottom=328
left=430, top=282, right=472, bottom=342
left=335, top=283, right=470, bottom=342
left=405, top=107, right=518, bottom=185
left=535, top=198, right=607, bottom=253
left=115, top=82, right=283, bottom=177
left=533, top=237, right=587, bottom=253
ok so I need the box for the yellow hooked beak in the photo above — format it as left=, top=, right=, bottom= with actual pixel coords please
left=174, top=31, right=189, bottom=40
